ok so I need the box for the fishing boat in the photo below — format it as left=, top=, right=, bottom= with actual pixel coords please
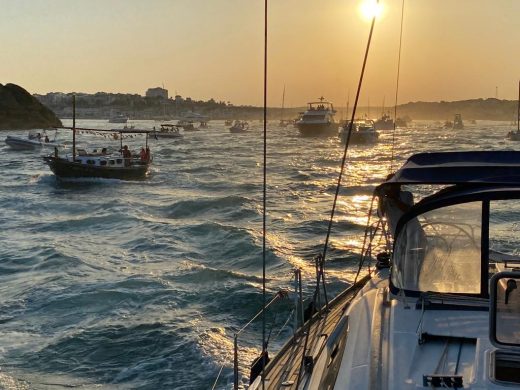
left=295, top=97, right=339, bottom=137
left=245, top=151, right=520, bottom=389
left=108, top=113, right=128, bottom=123
left=339, top=119, right=379, bottom=144
left=5, top=130, right=64, bottom=151
left=229, top=120, right=249, bottom=133
left=507, top=81, right=520, bottom=141
left=152, top=124, right=183, bottom=139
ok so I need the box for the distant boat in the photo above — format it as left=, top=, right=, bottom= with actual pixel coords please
left=5, top=130, right=64, bottom=151
left=374, top=112, right=394, bottom=130
left=339, top=119, right=379, bottom=144
left=152, top=124, right=183, bottom=139
left=177, top=120, right=197, bottom=131
left=295, top=97, right=339, bottom=137
left=395, top=116, right=409, bottom=127
left=279, top=85, right=289, bottom=127
left=507, top=81, right=520, bottom=141
left=453, top=113, right=464, bottom=129
left=229, top=120, right=249, bottom=133
left=108, top=113, right=128, bottom=123
left=224, top=120, right=233, bottom=126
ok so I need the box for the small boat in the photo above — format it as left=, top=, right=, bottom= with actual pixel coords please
left=453, top=113, right=464, bottom=129
left=5, top=130, right=64, bottom=151
left=374, top=112, right=394, bottom=130
left=177, top=120, right=197, bottom=131
left=225, top=120, right=233, bottom=126
left=339, top=119, right=379, bottom=144
left=108, top=113, right=128, bottom=123
left=229, top=120, right=249, bottom=133
left=295, top=97, right=339, bottom=137
left=199, top=121, right=208, bottom=129
left=152, top=124, right=183, bottom=139
left=395, top=116, right=409, bottom=127
left=507, top=81, right=520, bottom=141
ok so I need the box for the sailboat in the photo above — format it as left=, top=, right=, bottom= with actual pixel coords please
left=374, top=97, right=395, bottom=130
left=279, top=85, right=291, bottom=127
left=507, top=81, right=520, bottom=140
left=221, top=3, right=520, bottom=390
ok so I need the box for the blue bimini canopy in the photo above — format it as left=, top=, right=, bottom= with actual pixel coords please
left=378, top=151, right=520, bottom=189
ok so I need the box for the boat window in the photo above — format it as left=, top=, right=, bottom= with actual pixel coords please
left=109, top=160, right=115, bottom=165
left=100, top=160, right=107, bottom=166
left=489, top=200, right=520, bottom=272
left=116, top=159, right=123, bottom=164
left=302, top=114, right=325, bottom=121
left=87, top=160, right=95, bottom=165
left=392, top=201, right=482, bottom=294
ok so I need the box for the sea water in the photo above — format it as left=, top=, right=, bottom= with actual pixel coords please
left=0, top=120, right=515, bottom=389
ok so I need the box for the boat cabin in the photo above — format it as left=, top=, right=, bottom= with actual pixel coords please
left=376, top=151, right=520, bottom=300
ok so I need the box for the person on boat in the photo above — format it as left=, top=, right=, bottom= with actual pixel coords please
left=140, top=147, right=147, bottom=162
left=44, top=135, right=49, bottom=143
left=378, top=174, right=414, bottom=236
left=101, top=147, right=107, bottom=155
left=145, top=146, right=151, bottom=163
left=121, top=145, right=132, bottom=166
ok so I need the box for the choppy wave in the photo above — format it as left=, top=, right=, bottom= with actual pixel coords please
left=0, top=120, right=515, bottom=388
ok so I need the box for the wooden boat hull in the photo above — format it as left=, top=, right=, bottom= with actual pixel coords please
left=44, top=156, right=150, bottom=180
left=297, top=122, right=339, bottom=137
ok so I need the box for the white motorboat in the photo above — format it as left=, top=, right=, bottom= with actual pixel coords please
left=295, top=97, right=339, bottom=137
left=108, top=113, right=128, bottom=123
left=177, top=120, right=197, bottom=131
left=5, top=130, right=64, bottom=151
left=246, top=151, right=520, bottom=390
left=339, top=119, right=379, bottom=144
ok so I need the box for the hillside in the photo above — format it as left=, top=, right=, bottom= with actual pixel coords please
left=0, top=84, right=62, bottom=130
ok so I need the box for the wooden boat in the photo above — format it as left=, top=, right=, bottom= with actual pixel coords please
left=44, top=97, right=152, bottom=181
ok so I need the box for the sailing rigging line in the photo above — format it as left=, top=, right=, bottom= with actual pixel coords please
left=261, top=0, right=268, bottom=388
left=390, top=0, right=406, bottom=173
left=320, top=3, right=379, bottom=275
left=295, top=5, right=379, bottom=387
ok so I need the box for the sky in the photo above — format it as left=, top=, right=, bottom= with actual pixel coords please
left=1, top=0, right=519, bottom=107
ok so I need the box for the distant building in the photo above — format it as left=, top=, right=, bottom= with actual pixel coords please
left=146, top=87, right=168, bottom=99
left=175, top=95, right=183, bottom=103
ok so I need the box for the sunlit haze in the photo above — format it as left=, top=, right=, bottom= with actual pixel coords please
left=1, top=0, right=519, bottom=106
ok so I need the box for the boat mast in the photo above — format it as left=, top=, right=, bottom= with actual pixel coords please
left=516, top=81, right=520, bottom=133
left=280, top=85, right=285, bottom=121
left=72, top=95, right=76, bottom=161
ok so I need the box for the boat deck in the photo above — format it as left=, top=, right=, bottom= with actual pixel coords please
left=256, top=275, right=370, bottom=389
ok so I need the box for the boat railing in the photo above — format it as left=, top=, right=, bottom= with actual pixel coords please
left=211, top=269, right=304, bottom=389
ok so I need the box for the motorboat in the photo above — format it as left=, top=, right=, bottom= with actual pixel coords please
left=295, top=97, right=339, bottom=137
left=245, top=150, right=520, bottom=389
left=177, top=120, right=197, bottom=131
left=108, top=113, right=128, bottom=123
left=229, top=120, right=249, bottom=133
left=374, top=113, right=394, bottom=130
left=5, top=130, right=64, bottom=151
left=507, top=130, right=520, bottom=141
left=152, top=124, right=184, bottom=139
left=339, top=119, right=379, bottom=144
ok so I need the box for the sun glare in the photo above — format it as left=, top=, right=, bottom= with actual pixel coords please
left=359, top=0, right=383, bottom=21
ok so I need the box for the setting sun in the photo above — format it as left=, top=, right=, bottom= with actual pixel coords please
left=359, top=0, right=383, bottom=21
